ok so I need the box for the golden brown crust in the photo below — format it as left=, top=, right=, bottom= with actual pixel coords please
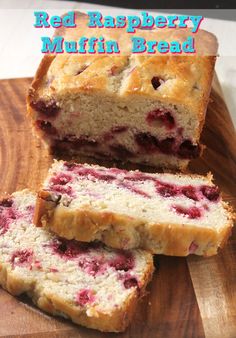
left=28, top=55, right=56, bottom=98
left=0, top=252, right=154, bottom=332
left=34, top=190, right=60, bottom=227
left=0, top=263, right=35, bottom=296
left=39, top=206, right=233, bottom=256
left=35, top=197, right=234, bottom=257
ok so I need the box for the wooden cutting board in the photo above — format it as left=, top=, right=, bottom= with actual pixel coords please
left=0, top=76, right=235, bottom=338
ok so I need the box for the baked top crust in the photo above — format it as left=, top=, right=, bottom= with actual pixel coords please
left=28, top=12, right=218, bottom=120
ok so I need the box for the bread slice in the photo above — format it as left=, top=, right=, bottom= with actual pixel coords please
left=27, top=12, right=218, bottom=170
left=0, top=190, right=153, bottom=332
left=34, top=160, right=234, bottom=256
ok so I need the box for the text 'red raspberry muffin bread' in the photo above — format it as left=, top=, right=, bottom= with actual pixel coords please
left=0, top=190, right=153, bottom=332
left=27, top=12, right=218, bottom=170
left=34, top=161, right=234, bottom=256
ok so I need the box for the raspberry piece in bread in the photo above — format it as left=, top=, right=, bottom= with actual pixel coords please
left=34, top=161, right=234, bottom=256
left=27, top=12, right=217, bottom=170
left=0, top=190, right=153, bottom=333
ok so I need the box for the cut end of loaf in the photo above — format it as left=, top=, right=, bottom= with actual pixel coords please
left=28, top=94, right=203, bottom=170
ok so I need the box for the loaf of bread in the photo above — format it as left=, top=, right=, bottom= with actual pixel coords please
left=34, top=160, right=234, bottom=256
left=0, top=190, right=154, bottom=332
left=27, top=12, right=217, bottom=170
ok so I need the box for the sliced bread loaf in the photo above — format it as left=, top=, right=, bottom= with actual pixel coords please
left=0, top=190, right=153, bottom=332
left=27, top=12, right=217, bottom=170
left=34, top=160, right=234, bottom=256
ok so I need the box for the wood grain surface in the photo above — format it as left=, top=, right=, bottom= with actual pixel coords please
left=0, top=77, right=235, bottom=338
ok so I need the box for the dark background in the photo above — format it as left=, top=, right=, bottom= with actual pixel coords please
left=68, top=0, right=236, bottom=9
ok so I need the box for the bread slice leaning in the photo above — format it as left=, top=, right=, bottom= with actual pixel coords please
left=0, top=189, right=154, bottom=332
left=34, top=160, right=234, bottom=256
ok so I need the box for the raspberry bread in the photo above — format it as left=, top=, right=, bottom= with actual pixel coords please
left=0, top=190, right=153, bottom=332
left=34, top=161, right=234, bottom=256
left=27, top=12, right=217, bottom=170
